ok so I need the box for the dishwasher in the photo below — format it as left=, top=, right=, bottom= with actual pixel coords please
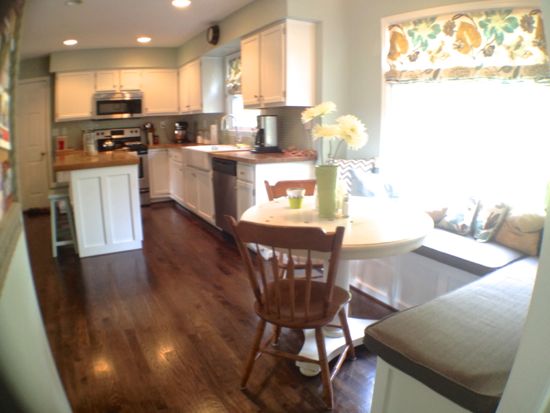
left=212, top=157, right=237, bottom=233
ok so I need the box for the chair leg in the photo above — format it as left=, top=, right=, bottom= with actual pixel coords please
left=65, top=199, right=78, bottom=254
left=50, top=199, right=58, bottom=258
left=241, top=319, right=267, bottom=390
left=315, top=327, right=333, bottom=410
left=338, top=309, right=356, bottom=360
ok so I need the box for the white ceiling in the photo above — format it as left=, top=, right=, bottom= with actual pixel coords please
left=19, top=0, right=256, bottom=59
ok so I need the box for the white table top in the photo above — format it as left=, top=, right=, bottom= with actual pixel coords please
left=240, top=196, right=434, bottom=260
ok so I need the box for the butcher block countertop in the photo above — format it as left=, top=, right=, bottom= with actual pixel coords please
left=54, top=150, right=138, bottom=172
left=210, top=150, right=317, bottom=164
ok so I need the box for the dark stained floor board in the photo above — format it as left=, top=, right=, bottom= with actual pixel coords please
left=25, top=202, right=394, bottom=413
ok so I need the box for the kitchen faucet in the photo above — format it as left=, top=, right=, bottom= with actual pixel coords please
left=220, top=114, right=241, bottom=144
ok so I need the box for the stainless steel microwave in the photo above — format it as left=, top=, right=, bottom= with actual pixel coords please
left=93, top=90, right=143, bottom=120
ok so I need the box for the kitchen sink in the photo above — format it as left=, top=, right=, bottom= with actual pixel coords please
left=182, top=144, right=248, bottom=170
left=184, top=144, right=248, bottom=152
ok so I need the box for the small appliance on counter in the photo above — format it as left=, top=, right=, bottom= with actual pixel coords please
left=143, top=122, right=157, bottom=145
left=174, top=121, right=189, bottom=143
left=252, top=115, right=281, bottom=153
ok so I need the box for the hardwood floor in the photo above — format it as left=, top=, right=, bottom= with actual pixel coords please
left=25, top=202, right=394, bottom=413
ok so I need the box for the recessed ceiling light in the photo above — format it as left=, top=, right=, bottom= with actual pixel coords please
left=137, top=36, right=152, bottom=44
left=65, top=0, right=83, bottom=5
left=63, top=39, right=78, bottom=46
left=172, top=0, right=191, bottom=8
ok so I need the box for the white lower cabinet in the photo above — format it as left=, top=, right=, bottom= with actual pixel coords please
left=236, top=179, right=255, bottom=219
left=148, top=149, right=170, bottom=200
left=196, top=169, right=215, bottom=224
left=183, top=166, right=198, bottom=211
left=169, top=154, right=185, bottom=206
left=184, top=166, right=214, bottom=225
left=69, top=165, right=142, bottom=257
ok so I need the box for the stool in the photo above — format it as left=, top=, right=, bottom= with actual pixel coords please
left=49, top=188, right=77, bottom=257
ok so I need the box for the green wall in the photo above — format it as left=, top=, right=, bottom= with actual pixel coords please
left=176, top=0, right=288, bottom=66
left=49, top=48, right=178, bottom=72
left=18, top=56, right=49, bottom=79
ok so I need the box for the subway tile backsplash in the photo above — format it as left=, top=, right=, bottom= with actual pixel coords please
left=52, top=107, right=312, bottom=151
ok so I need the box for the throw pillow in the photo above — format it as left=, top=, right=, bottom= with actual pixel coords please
left=473, top=201, right=509, bottom=242
left=495, top=210, right=545, bottom=256
left=436, top=197, right=479, bottom=236
left=332, top=159, right=376, bottom=194
left=425, top=207, right=448, bottom=224
left=349, top=168, right=390, bottom=198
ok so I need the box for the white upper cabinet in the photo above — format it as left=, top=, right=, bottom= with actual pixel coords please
left=241, top=35, right=261, bottom=107
left=95, top=70, right=142, bottom=91
left=241, top=19, right=316, bottom=108
left=178, top=57, right=224, bottom=114
left=119, top=70, right=142, bottom=90
left=141, top=69, right=179, bottom=115
left=55, top=71, right=95, bottom=121
left=55, top=68, right=178, bottom=121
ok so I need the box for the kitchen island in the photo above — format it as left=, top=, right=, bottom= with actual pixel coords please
left=54, top=150, right=143, bottom=258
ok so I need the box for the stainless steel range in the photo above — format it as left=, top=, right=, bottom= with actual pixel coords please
left=92, top=127, right=150, bottom=206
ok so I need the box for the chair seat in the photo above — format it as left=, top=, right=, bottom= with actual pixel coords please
left=256, top=280, right=351, bottom=329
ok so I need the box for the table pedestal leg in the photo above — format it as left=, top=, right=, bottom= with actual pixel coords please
left=296, top=260, right=377, bottom=376
left=296, top=317, right=377, bottom=376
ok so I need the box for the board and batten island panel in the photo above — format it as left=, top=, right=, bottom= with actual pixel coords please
left=54, top=150, right=143, bottom=258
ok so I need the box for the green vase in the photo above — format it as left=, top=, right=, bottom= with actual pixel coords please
left=315, top=164, right=338, bottom=219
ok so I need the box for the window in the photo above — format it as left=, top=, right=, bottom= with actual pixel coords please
left=225, top=52, right=259, bottom=130
left=382, top=80, right=550, bottom=210
left=380, top=4, right=550, bottom=211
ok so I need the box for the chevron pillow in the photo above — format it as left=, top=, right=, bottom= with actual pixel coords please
left=330, top=159, right=376, bottom=194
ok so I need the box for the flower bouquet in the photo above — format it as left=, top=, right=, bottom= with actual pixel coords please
left=301, top=102, right=368, bottom=218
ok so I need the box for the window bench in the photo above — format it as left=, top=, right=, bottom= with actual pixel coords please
left=364, top=257, right=538, bottom=413
left=350, top=225, right=540, bottom=309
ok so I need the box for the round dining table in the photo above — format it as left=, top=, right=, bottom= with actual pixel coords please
left=240, top=195, right=434, bottom=375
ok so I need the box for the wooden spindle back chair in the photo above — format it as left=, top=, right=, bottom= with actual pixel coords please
left=264, top=178, right=323, bottom=278
left=264, top=179, right=317, bottom=201
left=227, top=216, right=355, bottom=409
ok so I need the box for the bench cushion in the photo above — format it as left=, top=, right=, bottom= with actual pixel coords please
left=415, top=228, right=525, bottom=275
left=364, top=257, right=538, bottom=413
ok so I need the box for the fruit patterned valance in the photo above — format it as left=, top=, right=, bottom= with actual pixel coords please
left=225, top=55, right=241, bottom=95
left=384, top=7, right=550, bottom=82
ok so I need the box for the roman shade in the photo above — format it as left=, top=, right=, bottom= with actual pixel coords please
left=384, top=7, right=550, bottom=82
left=225, top=54, right=241, bottom=95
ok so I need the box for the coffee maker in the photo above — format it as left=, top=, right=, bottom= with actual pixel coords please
left=252, top=115, right=281, bottom=153
left=174, top=121, right=189, bottom=143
